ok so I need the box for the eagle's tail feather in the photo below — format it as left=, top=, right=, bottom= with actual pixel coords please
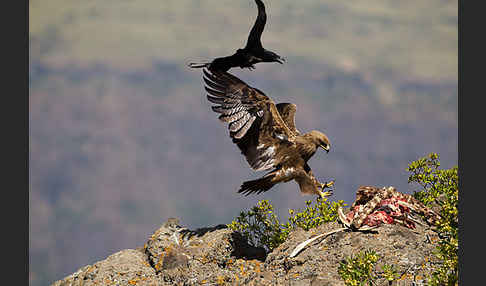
left=238, top=173, right=276, bottom=196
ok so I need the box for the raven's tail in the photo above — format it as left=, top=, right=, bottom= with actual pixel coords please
left=238, top=172, right=277, bottom=196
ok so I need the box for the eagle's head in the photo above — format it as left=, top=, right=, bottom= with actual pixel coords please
left=308, top=130, right=331, bottom=153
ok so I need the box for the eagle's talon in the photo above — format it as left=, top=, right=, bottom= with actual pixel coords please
left=318, top=189, right=333, bottom=200
left=322, top=180, right=335, bottom=189
left=316, top=180, right=335, bottom=199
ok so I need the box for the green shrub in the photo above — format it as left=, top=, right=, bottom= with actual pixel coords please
left=381, top=263, right=399, bottom=283
left=407, top=153, right=458, bottom=286
left=227, top=200, right=287, bottom=250
left=228, top=197, right=346, bottom=251
left=338, top=249, right=380, bottom=286
left=286, top=197, right=345, bottom=231
left=338, top=250, right=399, bottom=286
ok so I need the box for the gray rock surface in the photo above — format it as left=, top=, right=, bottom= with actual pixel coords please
left=51, top=217, right=440, bottom=286
left=51, top=249, right=161, bottom=285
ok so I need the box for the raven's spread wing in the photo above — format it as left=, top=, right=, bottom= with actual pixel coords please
left=203, top=68, right=295, bottom=171
left=244, top=0, right=266, bottom=51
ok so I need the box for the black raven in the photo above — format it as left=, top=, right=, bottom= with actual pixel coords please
left=189, top=0, right=285, bottom=72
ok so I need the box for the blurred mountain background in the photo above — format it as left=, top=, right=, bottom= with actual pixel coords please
left=29, top=0, right=457, bottom=285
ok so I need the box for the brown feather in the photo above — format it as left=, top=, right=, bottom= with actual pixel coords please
left=219, top=111, right=246, bottom=123
left=233, top=116, right=256, bottom=139
left=204, top=83, right=225, bottom=95
left=229, top=113, right=251, bottom=132
left=207, top=94, right=225, bottom=104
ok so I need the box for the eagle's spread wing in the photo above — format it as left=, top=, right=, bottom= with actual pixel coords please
left=203, top=68, right=295, bottom=171
left=245, top=0, right=266, bottom=51
left=276, top=103, right=300, bottom=135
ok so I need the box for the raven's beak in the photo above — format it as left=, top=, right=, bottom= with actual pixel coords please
left=321, top=144, right=330, bottom=153
left=277, top=57, right=285, bottom=64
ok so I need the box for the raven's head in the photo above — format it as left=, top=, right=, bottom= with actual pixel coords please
left=264, top=50, right=285, bottom=64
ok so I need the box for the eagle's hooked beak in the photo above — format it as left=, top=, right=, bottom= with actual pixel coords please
left=321, top=144, right=330, bottom=153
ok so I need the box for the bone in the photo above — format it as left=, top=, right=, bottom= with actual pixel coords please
left=289, top=227, right=347, bottom=258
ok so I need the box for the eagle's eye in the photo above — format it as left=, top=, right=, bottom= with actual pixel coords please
left=320, top=142, right=330, bottom=152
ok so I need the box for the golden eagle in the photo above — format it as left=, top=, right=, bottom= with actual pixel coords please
left=203, top=68, right=334, bottom=198
left=189, top=0, right=285, bottom=72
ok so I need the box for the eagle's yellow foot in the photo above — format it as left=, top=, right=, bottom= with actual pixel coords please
left=322, top=180, right=335, bottom=189
left=318, top=190, right=333, bottom=200
left=317, top=180, right=335, bottom=199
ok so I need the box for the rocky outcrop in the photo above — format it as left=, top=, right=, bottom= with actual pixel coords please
left=52, top=216, right=440, bottom=286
